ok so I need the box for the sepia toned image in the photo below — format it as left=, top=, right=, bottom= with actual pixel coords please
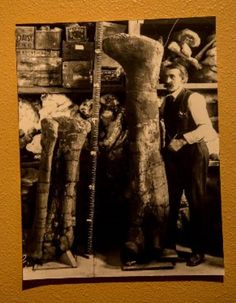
left=16, top=17, right=224, bottom=283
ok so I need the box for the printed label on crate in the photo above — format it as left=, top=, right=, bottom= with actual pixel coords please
left=16, top=26, right=35, bottom=49
left=75, top=44, right=85, bottom=50
left=16, top=49, right=59, bottom=57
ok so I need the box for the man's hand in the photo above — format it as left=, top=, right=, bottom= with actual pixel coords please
left=168, top=138, right=187, bottom=152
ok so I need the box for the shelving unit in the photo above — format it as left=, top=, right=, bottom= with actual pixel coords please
left=18, top=82, right=217, bottom=94
left=17, top=84, right=125, bottom=94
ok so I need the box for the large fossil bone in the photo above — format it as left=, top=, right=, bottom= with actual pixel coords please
left=103, top=34, right=169, bottom=260
left=29, top=118, right=59, bottom=260
left=29, top=116, right=90, bottom=261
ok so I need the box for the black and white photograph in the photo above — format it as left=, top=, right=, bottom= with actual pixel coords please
left=16, top=16, right=224, bottom=283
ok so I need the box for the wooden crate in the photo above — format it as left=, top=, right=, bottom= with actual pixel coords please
left=101, top=68, right=124, bottom=85
left=35, top=28, right=62, bottom=50
left=65, top=24, right=87, bottom=42
left=62, top=41, right=94, bottom=61
left=33, top=71, right=62, bottom=86
left=62, top=61, right=92, bottom=88
left=17, top=56, right=62, bottom=72
left=17, top=71, right=35, bottom=87
left=17, top=71, right=61, bottom=87
left=16, top=26, right=35, bottom=49
left=17, top=57, right=62, bottom=87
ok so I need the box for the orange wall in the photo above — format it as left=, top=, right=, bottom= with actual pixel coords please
left=0, top=0, right=236, bottom=302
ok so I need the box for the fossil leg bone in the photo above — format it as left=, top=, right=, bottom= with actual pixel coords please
left=56, top=117, right=90, bottom=254
left=103, top=34, right=169, bottom=261
left=29, top=118, right=59, bottom=260
left=29, top=116, right=90, bottom=261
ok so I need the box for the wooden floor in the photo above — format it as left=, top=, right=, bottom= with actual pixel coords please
left=23, top=246, right=224, bottom=282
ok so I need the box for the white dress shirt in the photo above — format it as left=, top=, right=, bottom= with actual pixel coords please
left=167, top=87, right=219, bottom=155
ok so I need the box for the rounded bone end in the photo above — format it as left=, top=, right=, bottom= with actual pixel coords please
left=103, top=33, right=164, bottom=64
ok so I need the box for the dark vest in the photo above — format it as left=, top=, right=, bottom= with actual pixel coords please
left=163, top=89, right=196, bottom=145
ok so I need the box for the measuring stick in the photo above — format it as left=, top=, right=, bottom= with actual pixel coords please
left=86, top=22, right=104, bottom=257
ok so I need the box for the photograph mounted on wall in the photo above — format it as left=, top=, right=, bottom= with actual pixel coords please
left=16, top=16, right=224, bottom=284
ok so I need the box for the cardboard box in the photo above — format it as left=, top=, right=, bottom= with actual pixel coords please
left=35, top=28, right=62, bottom=50
left=62, top=41, right=94, bottom=61
left=62, top=61, right=92, bottom=88
left=16, top=26, right=35, bottom=49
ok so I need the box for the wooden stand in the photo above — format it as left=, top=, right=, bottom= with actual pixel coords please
left=59, top=250, right=78, bottom=268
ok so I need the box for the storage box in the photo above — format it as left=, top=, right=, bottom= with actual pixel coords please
left=16, top=57, right=62, bottom=87
left=16, top=26, right=35, bottom=49
left=62, top=61, right=92, bottom=88
left=17, top=71, right=61, bottom=87
left=17, top=71, right=35, bottom=87
left=33, top=72, right=62, bottom=86
left=35, top=27, right=62, bottom=50
left=65, top=24, right=87, bottom=42
left=62, top=41, right=94, bottom=61
left=101, top=68, right=124, bottom=85
left=17, top=56, right=62, bottom=72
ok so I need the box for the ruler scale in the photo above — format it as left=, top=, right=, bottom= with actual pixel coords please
left=86, top=22, right=104, bottom=257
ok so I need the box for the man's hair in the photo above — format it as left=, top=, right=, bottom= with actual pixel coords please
left=162, top=62, right=189, bottom=83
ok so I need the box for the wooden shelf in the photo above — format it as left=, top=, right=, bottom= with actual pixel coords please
left=18, top=83, right=217, bottom=94
left=18, top=85, right=125, bottom=94
left=18, top=86, right=91, bottom=94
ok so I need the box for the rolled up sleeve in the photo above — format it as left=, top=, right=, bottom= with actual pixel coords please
left=183, top=92, right=218, bottom=145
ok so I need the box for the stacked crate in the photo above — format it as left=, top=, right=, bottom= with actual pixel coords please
left=16, top=26, right=62, bottom=87
left=16, top=22, right=127, bottom=88
left=62, top=23, right=94, bottom=88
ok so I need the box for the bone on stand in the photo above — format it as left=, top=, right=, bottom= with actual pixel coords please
left=103, top=34, right=171, bottom=269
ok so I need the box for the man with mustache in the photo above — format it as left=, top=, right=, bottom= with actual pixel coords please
left=161, top=63, right=218, bottom=266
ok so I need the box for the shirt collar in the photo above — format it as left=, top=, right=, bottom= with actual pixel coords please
left=166, top=86, right=184, bottom=101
